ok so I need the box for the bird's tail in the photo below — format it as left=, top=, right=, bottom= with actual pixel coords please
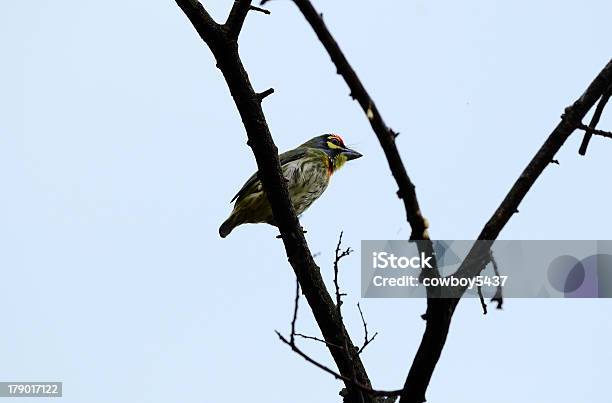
left=219, top=215, right=238, bottom=238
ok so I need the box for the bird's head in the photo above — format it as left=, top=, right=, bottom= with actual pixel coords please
left=301, top=133, right=362, bottom=171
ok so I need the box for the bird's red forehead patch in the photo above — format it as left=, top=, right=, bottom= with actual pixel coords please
left=328, top=134, right=345, bottom=145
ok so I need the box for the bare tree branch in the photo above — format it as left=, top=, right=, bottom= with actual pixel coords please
left=333, top=231, right=351, bottom=317
left=578, top=84, right=612, bottom=154
left=276, top=331, right=402, bottom=398
left=257, top=87, right=275, bottom=101
left=288, top=2, right=444, bottom=315
left=225, top=0, right=253, bottom=38
left=175, top=2, right=375, bottom=401
left=290, top=277, right=299, bottom=344
left=476, top=286, right=488, bottom=315
left=273, top=1, right=612, bottom=401
left=249, top=5, right=271, bottom=15
left=577, top=123, right=612, bottom=139
left=291, top=0, right=429, bottom=241
left=294, top=332, right=343, bottom=349
left=178, top=1, right=612, bottom=402
left=475, top=65, right=612, bottom=245
left=489, top=251, right=503, bottom=309
left=356, top=302, right=378, bottom=355
left=400, top=59, right=612, bottom=403
left=276, top=265, right=401, bottom=399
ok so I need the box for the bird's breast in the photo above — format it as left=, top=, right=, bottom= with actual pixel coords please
left=283, top=157, right=331, bottom=215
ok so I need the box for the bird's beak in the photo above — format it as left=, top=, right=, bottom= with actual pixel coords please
left=342, top=148, right=363, bottom=161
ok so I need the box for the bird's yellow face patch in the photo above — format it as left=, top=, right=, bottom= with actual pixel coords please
left=333, top=152, right=348, bottom=171
left=326, top=134, right=345, bottom=150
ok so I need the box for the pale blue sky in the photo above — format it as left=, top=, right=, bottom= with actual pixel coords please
left=2, top=1, right=612, bottom=402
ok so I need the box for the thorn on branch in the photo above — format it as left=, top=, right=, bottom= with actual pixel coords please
left=249, top=5, right=271, bottom=14
left=514, top=209, right=519, bottom=214
left=390, top=129, right=400, bottom=139
left=550, top=159, right=559, bottom=165
left=257, top=88, right=275, bottom=101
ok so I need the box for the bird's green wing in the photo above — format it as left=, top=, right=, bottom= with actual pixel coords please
left=229, top=148, right=308, bottom=202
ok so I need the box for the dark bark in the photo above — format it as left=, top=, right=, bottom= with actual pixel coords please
left=177, top=0, right=612, bottom=401
left=400, top=58, right=612, bottom=403
left=282, top=1, right=612, bottom=401
left=578, top=84, right=612, bottom=155
left=292, top=0, right=429, bottom=241
left=175, top=1, right=374, bottom=401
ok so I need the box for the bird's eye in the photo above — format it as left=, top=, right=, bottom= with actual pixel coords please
left=331, top=138, right=340, bottom=146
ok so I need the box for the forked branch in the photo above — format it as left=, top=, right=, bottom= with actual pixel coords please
left=400, top=59, right=612, bottom=403
left=276, top=260, right=400, bottom=399
left=175, top=1, right=376, bottom=401
left=280, top=2, right=612, bottom=401
left=578, top=84, right=612, bottom=154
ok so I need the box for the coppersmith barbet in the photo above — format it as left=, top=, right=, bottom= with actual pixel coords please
left=219, top=134, right=362, bottom=237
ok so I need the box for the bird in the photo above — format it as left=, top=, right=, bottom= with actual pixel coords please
left=219, top=133, right=362, bottom=238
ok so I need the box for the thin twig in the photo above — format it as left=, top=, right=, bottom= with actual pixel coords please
left=577, top=123, right=612, bottom=139
left=489, top=251, right=503, bottom=309
left=356, top=302, right=379, bottom=354
left=275, top=331, right=402, bottom=397
left=331, top=231, right=361, bottom=400
left=333, top=231, right=351, bottom=317
left=477, top=286, right=488, bottom=315
left=290, top=277, right=299, bottom=344
left=294, top=333, right=343, bottom=349
left=277, top=251, right=400, bottom=398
